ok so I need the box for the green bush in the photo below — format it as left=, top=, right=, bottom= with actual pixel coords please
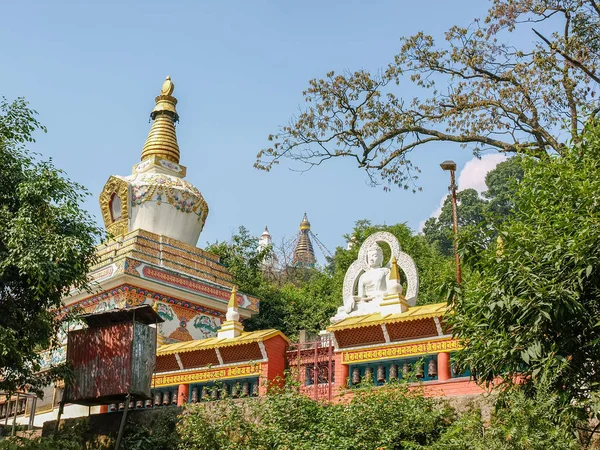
left=433, top=387, right=581, bottom=450
left=121, top=407, right=180, bottom=450
left=176, top=380, right=454, bottom=450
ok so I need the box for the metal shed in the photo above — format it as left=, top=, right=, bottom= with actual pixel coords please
left=64, top=305, right=163, bottom=406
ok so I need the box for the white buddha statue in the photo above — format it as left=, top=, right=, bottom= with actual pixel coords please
left=356, top=245, right=389, bottom=303
left=331, top=231, right=420, bottom=323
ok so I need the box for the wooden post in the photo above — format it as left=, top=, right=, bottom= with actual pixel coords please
left=11, top=394, right=19, bottom=436
left=114, top=394, right=131, bottom=450
left=4, top=399, right=9, bottom=426
left=28, top=397, right=36, bottom=430
left=53, top=401, right=65, bottom=436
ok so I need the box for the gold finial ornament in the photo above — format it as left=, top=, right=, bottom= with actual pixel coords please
left=228, top=286, right=238, bottom=309
left=389, top=256, right=401, bottom=281
left=141, top=76, right=180, bottom=163
left=160, top=76, right=175, bottom=96
left=299, top=212, right=311, bottom=231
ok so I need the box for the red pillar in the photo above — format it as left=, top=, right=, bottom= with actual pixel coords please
left=177, top=384, right=189, bottom=406
left=99, top=405, right=108, bottom=414
left=259, top=363, right=270, bottom=396
left=437, top=352, right=451, bottom=381
left=333, top=353, right=349, bottom=392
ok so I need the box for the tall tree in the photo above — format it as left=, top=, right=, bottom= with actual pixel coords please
left=422, top=189, right=488, bottom=256
left=483, top=156, right=525, bottom=219
left=255, top=1, right=600, bottom=189
left=0, top=98, right=103, bottom=394
left=423, top=156, right=525, bottom=255
left=450, top=122, right=600, bottom=403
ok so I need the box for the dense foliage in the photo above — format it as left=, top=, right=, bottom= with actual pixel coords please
left=1, top=380, right=587, bottom=449
left=256, top=0, right=600, bottom=189
left=451, top=122, right=600, bottom=404
left=0, top=98, right=103, bottom=394
left=176, top=381, right=455, bottom=450
left=120, top=380, right=586, bottom=450
left=432, top=386, right=581, bottom=450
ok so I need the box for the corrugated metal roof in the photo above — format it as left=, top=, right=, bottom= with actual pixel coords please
left=157, top=329, right=290, bottom=356
left=327, top=302, right=448, bottom=332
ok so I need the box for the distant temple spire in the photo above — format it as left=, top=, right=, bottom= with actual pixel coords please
left=292, top=213, right=316, bottom=268
left=141, top=76, right=181, bottom=163
left=258, top=226, right=278, bottom=271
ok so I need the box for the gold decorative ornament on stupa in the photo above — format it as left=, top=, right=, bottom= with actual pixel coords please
left=98, top=76, right=209, bottom=245
left=141, top=76, right=180, bottom=164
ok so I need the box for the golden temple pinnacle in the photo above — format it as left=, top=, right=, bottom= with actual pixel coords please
left=292, top=213, right=316, bottom=268
left=228, top=286, right=238, bottom=309
left=389, top=256, right=401, bottom=281
left=141, top=76, right=181, bottom=163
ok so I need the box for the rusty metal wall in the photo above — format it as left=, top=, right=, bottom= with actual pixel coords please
left=66, top=323, right=133, bottom=403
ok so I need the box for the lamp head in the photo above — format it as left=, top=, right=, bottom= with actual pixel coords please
left=440, top=160, right=457, bottom=171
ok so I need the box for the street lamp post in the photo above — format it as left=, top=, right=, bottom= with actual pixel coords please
left=440, top=160, right=462, bottom=284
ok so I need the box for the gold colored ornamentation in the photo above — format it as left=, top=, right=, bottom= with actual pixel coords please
left=228, top=286, right=238, bottom=309
left=99, top=176, right=129, bottom=237
left=141, top=76, right=180, bottom=163
left=161, top=76, right=175, bottom=96
left=389, top=256, right=401, bottom=281
left=129, top=173, right=209, bottom=227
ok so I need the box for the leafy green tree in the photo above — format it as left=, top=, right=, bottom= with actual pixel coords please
left=483, top=156, right=525, bottom=220
left=0, top=98, right=103, bottom=394
left=206, top=226, right=269, bottom=294
left=433, top=386, right=581, bottom=450
left=451, top=122, right=600, bottom=404
left=423, top=157, right=525, bottom=256
left=256, top=1, right=600, bottom=189
left=422, top=189, right=487, bottom=256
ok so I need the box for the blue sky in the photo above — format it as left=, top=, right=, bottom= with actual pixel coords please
left=2, top=0, right=506, bottom=262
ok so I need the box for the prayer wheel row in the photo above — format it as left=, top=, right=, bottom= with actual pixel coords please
left=190, top=381, right=258, bottom=402
left=351, top=358, right=438, bottom=384
left=106, top=380, right=261, bottom=411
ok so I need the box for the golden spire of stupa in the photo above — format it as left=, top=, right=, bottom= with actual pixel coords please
left=228, top=286, right=238, bottom=310
left=389, top=256, right=401, bottom=281
left=141, top=76, right=180, bottom=163
left=292, top=213, right=316, bottom=268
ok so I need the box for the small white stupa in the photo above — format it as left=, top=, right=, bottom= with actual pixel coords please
left=218, top=286, right=244, bottom=339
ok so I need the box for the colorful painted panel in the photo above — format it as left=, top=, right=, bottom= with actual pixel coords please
left=153, top=301, right=221, bottom=343
left=62, top=284, right=225, bottom=345
left=341, top=338, right=460, bottom=365
left=153, top=363, right=262, bottom=387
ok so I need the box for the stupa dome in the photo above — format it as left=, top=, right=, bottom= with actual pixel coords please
left=99, top=76, right=209, bottom=246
